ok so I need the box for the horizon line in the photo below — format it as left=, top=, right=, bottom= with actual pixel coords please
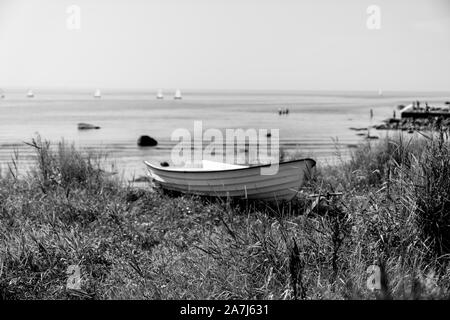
left=1, top=87, right=450, bottom=95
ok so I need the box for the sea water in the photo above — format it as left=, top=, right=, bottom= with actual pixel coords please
left=0, top=90, right=447, bottom=180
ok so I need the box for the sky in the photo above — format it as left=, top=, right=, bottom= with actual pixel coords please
left=0, top=0, right=449, bottom=91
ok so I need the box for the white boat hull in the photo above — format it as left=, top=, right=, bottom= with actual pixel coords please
left=145, top=159, right=315, bottom=201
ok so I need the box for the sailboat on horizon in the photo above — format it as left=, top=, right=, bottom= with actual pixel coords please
left=174, top=89, right=182, bottom=100
left=378, top=88, right=383, bottom=96
left=156, top=89, right=164, bottom=100
left=94, top=89, right=101, bottom=98
left=27, top=89, right=34, bottom=98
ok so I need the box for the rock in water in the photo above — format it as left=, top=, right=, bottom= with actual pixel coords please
left=349, top=127, right=368, bottom=131
left=137, top=135, right=158, bottom=147
left=78, top=123, right=100, bottom=130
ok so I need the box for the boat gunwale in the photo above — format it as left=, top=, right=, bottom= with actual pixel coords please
left=144, top=158, right=316, bottom=174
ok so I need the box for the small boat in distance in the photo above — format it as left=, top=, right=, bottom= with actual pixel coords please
left=378, top=89, right=383, bottom=96
left=145, top=158, right=316, bottom=202
left=156, top=89, right=164, bottom=99
left=93, top=89, right=101, bottom=98
left=0, top=89, right=4, bottom=99
left=174, top=89, right=182, bottom=100
left=27, top=89, right=34, bottom=98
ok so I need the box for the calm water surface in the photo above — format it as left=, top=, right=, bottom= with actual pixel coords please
left=0, top=90, right=448, bottom=179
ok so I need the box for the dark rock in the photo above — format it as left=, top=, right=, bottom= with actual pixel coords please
left=387, top=118, right=400, bottom=124
left=374, top=124, right=388, bottom=130
left=78, top=123, right=100, bottom=130
left=137, top=135, right=158, bottom=147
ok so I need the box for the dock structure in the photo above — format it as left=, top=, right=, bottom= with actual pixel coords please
left=399, top=102, right=450, bottom=119
left=373, top=101, right=450, bottom=131
left=401, top=111, right=450, bottom=119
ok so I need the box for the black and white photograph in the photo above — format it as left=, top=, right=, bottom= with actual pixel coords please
left=1, top=0, right=450, bottom=308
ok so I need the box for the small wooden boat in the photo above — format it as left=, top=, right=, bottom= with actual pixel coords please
left=144, top=159, right=316, bottom=201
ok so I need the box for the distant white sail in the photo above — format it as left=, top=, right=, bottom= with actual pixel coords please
left=174, top=89, right=182, bottom=100
left=156, top=89, right=164, bottom=99
left=378, top=89, right=383, bottom=96
left=27, top=89, right=34, bottom=98
left=94, top=89, right=101, bottom=98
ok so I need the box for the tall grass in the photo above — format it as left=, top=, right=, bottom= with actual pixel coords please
left=0, top=132, right=449, bottom=300
left=393, top=130, right=450, bottom=261
left=24, top=136, right=111, bottom=192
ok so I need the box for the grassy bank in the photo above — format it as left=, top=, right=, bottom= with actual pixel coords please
left=0, top=131, right=449, bottom=300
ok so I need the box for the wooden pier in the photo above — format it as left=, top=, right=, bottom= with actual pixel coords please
left=401, top=111, right=450, bottom=119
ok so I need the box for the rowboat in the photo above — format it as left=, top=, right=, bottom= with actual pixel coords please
left=144, top=158, right=316, bottom=201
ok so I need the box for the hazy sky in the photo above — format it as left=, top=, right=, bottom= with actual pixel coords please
left=1, top=0, right=449, bottom=91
